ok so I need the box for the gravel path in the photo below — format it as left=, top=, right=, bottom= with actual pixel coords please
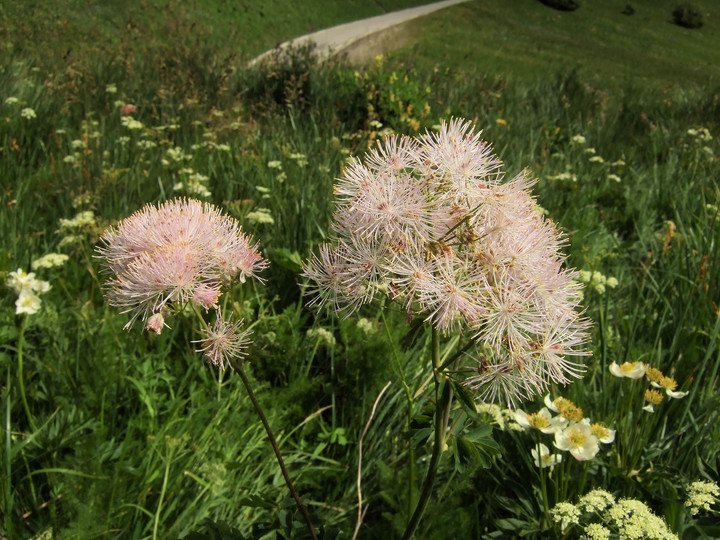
left=251, top=0, right=471, bottom=64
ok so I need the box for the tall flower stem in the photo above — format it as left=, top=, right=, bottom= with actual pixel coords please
left=401, top=327, right=451, bottom=540
left=16, top=316, right=36, bottom=432
left=230, top=359, right=318, bottom=540
left=535, top=433, right=551, bottom=528
left=381, top=311, right=416, bottom=515
left=3, top=364, right=15, bottom=538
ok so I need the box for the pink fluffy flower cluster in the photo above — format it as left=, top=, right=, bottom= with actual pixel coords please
left=302, top=119, right=591, bottom=406
left=96, top=198, right=267, bottom=339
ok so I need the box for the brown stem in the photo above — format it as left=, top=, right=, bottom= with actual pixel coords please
left=232, top=360, right=318, bottom=540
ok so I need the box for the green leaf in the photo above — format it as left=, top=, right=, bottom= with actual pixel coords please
left=411, top=427, right=433, bottom=449
left=180, top=518, right=247, bottom=540
left=270, top=247, right=303, bottom=272
left=237, top=493, right=278, bottom=510
left=451, top=380, right=477, bottom=414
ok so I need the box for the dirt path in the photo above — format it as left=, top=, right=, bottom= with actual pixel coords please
left=251, top=0, right=471, bottom=65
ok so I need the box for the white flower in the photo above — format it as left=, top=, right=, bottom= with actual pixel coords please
left=590, top=422, right=616, bottom=444
left=551, top=501, right=580, bottom=532
left=642, top=404, right=655, bottom=413
left=58, top=210, right=96, bottom=231
left=665, top=389, right=689, bottom=399
left=306, top=327, right=336, bottom=347
left=32, top=253, right=69, bottom=270
left=21, top=107, right=36, bottom=119
left=554, top=419, right=599, bottom=461
left=531, top=443, right=562, bottom=469
left=609, top=361, right=645, bottom=379
left=583, top=523, right=610, bottom=540
left=246, top=209, right=275, bottom=225
left=578, top=489, right=615, bottom=512
left=5, top=96, right=19, bottom=105
left=571, top=135, right=586, bottom=144
left=514, top=407, right=566, bottom=433
left=607, top=174, right=621, bottom=183
left=15, top=290, right=42, bottom=315
left=7, top=268, right=36, bottom=294
left=121, top=116, right=143, bottom=130
left=105, top=83, right=118, bottom=94
left=589, top=156, right=605, bottom=163
left=685, top=480, right=719, bottom=515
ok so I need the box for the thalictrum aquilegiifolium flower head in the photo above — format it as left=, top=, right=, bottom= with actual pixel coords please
left=96, top=198, right=267, bottom=331
left=303, top=119, right=591, bottom=407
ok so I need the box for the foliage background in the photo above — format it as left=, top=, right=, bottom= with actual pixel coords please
left=1, top=0, right=719, bottom=538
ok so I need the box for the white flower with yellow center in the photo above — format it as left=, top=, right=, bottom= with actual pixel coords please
left=16, top=290, right=42, bottom=315
left=609, top=361, right=645, bottom=379
left=554, top=419, right=599, bottom=461
left=531, top=443, right=562, bottom=469
left=514, top=407, right=566, bottom=434
left=590, top=422, right=616, bottom=444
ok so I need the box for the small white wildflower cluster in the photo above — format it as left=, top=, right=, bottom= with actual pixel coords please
left=685, top=127, right=714, bottom=160
left=608, top=362, right=688, bottom=412
left=515, top=394, right=614, bottom=463
left=687, top=127, right=712, bottom=143
left=6, top=268, right=52, bottom=315
left=685, top=480, right=719, bottom=516
left=303, top=119, right=591, bottom=407
left=58, top=210, right=97, bottom=248
left=289, top=152, right=308, bottom=168
left=356, top=317, right=377, bottom=336
left=578, top=270, right=618, bottom=294
left=551, top=501, right=581, bottom=532
left=552, top=490, right=678, bottom=539
left=546, top=170, right=578, bottom=182
left=560, top=135, right=627, bottom=183
left=267, top=160, right=287, bottom=182
left=121, top=115, right=143, bottom=130
left=163, top=146, right=192, bottom=165
left=246, top=208, right=274, bottom=226
left=306, top=327, right=336, bottom=348
left=32, top=253, right=69, bottom=270
left=476, top=402, right=524, bottom=432
left=173, top=169, right=211, bottom=198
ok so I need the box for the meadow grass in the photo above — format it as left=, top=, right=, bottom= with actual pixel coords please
left=1, top=1, right=719, bottom=538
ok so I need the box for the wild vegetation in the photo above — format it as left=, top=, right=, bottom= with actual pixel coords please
left=1, top=0, right=719, bottom=538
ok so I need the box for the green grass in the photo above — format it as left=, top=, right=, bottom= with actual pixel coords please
left=1, top=1, right=720, bottom=538
left=389, top=0, right=720, bottom=91
left=0, top=0, right=444, bottom=60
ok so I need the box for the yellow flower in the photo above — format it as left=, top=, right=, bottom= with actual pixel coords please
left=645, top=389, right=664, bottom=406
